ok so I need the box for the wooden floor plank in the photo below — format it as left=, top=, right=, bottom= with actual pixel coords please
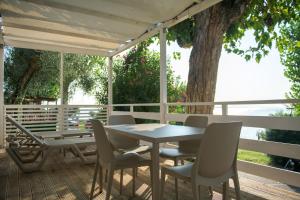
left=19, top=172, right=32, bottom=200
left=6, top=158, right=20, bottom=200
left=38, top=169, right=60, bottom=200
left=1, top=151, right=300, bottom=200
left=59, top=158, right=89, bottom=200
left=0, top=153, right=9, bottom=200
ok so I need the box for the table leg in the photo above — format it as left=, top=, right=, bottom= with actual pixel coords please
left=151, top=142, right=160, bottom=200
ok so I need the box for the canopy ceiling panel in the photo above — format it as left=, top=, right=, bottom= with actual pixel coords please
left=0, top=0, right=221, bottom=56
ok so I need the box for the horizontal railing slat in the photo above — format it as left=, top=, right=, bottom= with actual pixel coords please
left=239, top=139, right=300, bottom=160
left=166, top=113, right=300, bottom=131
left=238, top=160, right=300, bottom=188
left=3, top=100, right=300, bottom=188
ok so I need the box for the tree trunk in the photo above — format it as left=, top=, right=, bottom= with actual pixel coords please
left=187, top=2, right=248, bottom=114
left=12, top=53, right=41, bottom=104
left=62, top=82, right=70, bottom=105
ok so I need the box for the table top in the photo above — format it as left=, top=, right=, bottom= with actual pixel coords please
left=105, top=123, right=205, bottom=143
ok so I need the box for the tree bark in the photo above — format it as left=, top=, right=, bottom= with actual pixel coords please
left=63, top=81, right=70, bottom=105
left=11, top=52, right=41, bottom=104
left=187, top=1, right=249, bottom=114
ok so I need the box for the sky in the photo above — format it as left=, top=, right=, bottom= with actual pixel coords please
left=149, top=30, right=291, bottom=102
left=70, top=30, right=291, bottom=104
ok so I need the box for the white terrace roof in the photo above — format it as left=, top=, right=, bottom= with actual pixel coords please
left=0, top=0, right=221, bottom=57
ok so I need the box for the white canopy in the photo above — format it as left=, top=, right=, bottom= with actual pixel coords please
left=0, top=0, right=221, bottom=56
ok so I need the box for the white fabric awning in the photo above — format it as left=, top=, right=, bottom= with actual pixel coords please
left=0, top=0, right=221, bottom=56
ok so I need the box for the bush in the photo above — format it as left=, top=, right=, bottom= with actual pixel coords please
left=259, top=112, right=300, bottom=171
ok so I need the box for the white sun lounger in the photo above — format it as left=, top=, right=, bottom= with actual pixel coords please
left=5, top=115, right=96, bottom=173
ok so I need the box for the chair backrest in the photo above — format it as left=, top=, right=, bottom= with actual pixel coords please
left=107, top=115, right=139, bottom=149
left=91, top=119, right=115, bottom=165
left=184, top=115, right=208, bottom=128
left=108, top=115, right=136, bottom=125
left=178, top=116, right=208, bottom=153
left=193, top=122, right=242, bottom=178
left=6, top=115, right=44, bottom=146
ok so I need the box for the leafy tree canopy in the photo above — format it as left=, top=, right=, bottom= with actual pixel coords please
left=96, top=42, right=186, bottom=110
left=4, top=48, right=57, bottom=104
left=62, top=53, right=106, bottom=104
left=4, top=47, right=106, bottom=104
left=167, top=0, right=299, bottom=63
left=277, top=18, right=300, bottom=115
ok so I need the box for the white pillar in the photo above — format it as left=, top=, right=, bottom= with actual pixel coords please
left=0, top=45, right=4, bottom=148
left=59, top=52, right=64, bottom=131
left=108, top=57, right=113, bottom=116
left=160, top=28, right=167, bottom=123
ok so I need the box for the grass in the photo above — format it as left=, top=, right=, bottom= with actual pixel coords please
left=238, top=149, right=271, bottom=165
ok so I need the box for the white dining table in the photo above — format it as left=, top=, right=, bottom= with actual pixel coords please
left=104, top=123, right=205, bottom=200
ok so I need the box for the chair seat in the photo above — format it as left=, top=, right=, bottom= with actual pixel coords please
left=160, top=147, right=196, bottom=159
left=119, top=144, right=152, bottom=155
left=162, top=163, right=193, bottom=181
left=115, top=152, right=152, bottom=169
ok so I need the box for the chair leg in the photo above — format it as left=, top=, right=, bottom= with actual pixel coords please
left=98, top=165, right=103, bottom=193
left=90, top=158, right=99, bottom=200
left=120, top=169, right=123, bottom=195
left=106, top=168, right=114, bottom=200
left=149, top=165, right=153, bottom=195
left=233, top=172, right=241, bottom=200
left=132, top=168, right=137, bottom=197
left=222, top=180, right=229, bottom=200
left=160, top=170, right=166, bottom=200
left=174, top=159, right=179, bottom=200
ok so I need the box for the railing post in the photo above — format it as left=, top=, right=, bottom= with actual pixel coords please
left=222, top=103, right=228, bottom=116
left=59, top=52, right=64, bottom=131
left=0, top=45, right=4, bottom=148
left=160, top=28, right=167, bottom=123
left=130, top=105, right=134, bottom=113
left=108, top=56, right=113, bottom=117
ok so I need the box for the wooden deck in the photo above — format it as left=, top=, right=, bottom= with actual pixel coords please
left=0, top=150, right=300, bottom=200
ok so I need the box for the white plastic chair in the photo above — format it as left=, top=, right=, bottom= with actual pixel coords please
left=107, top=115, right=152, bottom=154
left=160, top=122, right=242, bottom=200
left=160, top=116, right=208, bottom=200
left=107, top=115, right=152, bottom=194
left=160, top=116, right=208, bottom=161
left=89, top=119, right=152, bottom=200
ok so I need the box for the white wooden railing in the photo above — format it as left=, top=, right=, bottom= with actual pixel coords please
left=111, top=99, right=300, bottom=187
left=2, top=99, right=300, bottom=187
left=3, top=104, right=107, bottom=145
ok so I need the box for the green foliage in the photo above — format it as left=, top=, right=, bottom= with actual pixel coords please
left=4, top=47, right=106, bottom=104
left=277, top=19, right=300, bottom=115
left=224, top=0, right=299, bottom=63
left=255, top=14, right=300, bottom=171
left=167, top=0, right=299, bottom=63
left=167, top=19, right=195, bottom=48
left=259, top=112, right=300, bottom=170
left=62, top=53, right=106, bottom=104
left=26, top=51, right=60, bottom=100
left=238, top=150, right=271, bottom=165
left=4, top=48, right=58, bottom=104
left=107, top=42, right=186, bottom=112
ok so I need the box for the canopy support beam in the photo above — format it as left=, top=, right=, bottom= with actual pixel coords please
left=0, top=45, right=4, bottom=148
left=108, top=57, right=113, bottom=116
left=160, top=28, right=167, bottom=124
left=59, top=52, right=64, bottom=131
